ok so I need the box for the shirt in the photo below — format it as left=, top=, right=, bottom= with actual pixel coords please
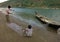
left=25, top=28, right=33, bottom=36
left=2, top=8, right=12, bottom=15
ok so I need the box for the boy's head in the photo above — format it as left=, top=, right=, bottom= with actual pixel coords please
left=28, top=25, right=32, bottom=29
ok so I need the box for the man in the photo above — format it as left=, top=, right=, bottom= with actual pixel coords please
left=6, top=5, right=12, bottom=23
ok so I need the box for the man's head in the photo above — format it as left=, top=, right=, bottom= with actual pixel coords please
left=8, top=5, right=11, bottom=8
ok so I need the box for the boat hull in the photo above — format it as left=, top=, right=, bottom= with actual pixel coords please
left=36, top=15, right=60, bottom=28
left=36, top=16, right=47, bottom=24
left=48, top=24, right=60, bottom=29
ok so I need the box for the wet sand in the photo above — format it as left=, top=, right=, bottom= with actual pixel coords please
left=0, top=12, right=58, bottom=42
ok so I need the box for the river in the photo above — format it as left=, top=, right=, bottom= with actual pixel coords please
left=11, top=8, right=60, bottom=32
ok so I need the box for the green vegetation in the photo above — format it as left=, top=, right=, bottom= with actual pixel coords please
left=0, top=0, right=60, bottom=8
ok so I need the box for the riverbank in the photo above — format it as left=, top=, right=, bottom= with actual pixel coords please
left=0, top=11, right=57, bottom=42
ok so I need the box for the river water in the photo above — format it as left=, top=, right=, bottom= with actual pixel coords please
left=1, top=8, right=60, bottom=32
left=11, top=8, right=60, bottom=31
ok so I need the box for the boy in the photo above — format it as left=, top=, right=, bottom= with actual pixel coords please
left=23, top=25, right=33, bottom=37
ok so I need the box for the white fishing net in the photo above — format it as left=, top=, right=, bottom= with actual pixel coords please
left=6, top=23, right=23, bottom=36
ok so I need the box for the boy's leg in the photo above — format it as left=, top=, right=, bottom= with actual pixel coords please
left=6, top=15, right=10, bottom=23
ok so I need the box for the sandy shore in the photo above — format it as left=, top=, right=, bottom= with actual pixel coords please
left=0, top=12, right=58, bottom=42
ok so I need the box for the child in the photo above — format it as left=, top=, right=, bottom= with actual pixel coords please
left=57, top=28, right=60, bottom=34
left=23, top=25, right=33, bottom=37
left=6, top=5, right=12, bottom=23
